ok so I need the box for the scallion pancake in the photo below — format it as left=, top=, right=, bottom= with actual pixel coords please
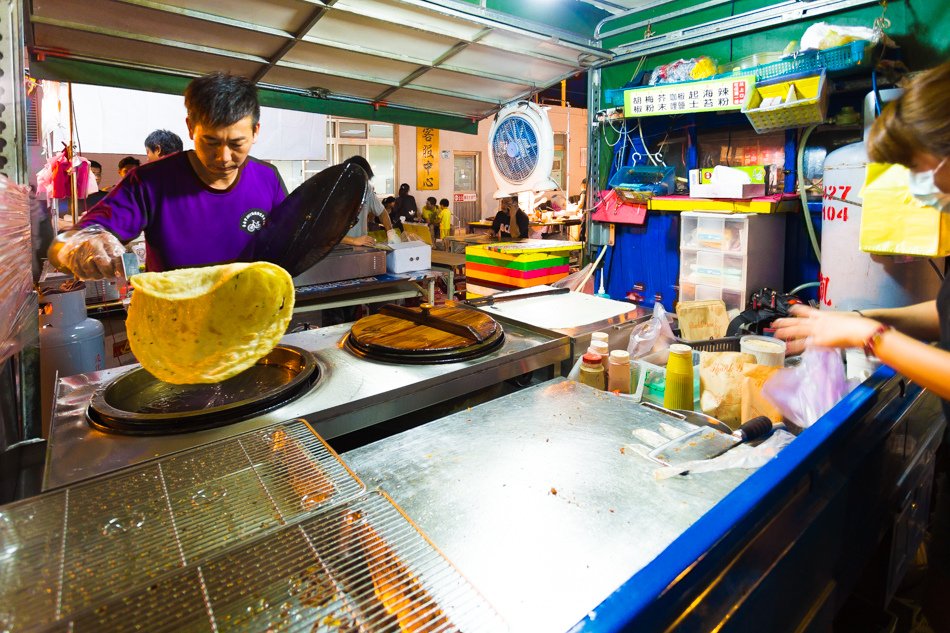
left=127, top=262, right=294, bottom=384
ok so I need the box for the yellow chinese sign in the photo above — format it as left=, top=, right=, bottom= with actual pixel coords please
left=416, top=127, right=439, bottom=190
left=623, top=75, right=755, bottom=117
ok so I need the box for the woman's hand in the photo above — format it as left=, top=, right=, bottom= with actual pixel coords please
left=773, top=305, right=882, bottom=354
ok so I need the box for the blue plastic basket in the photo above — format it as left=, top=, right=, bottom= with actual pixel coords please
left=724, top=40, right=871, bottom=83
left=604, top=87, right=629, bottom=107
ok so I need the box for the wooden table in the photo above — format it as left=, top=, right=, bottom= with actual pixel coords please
left=430, top=251, right=466, bottom=300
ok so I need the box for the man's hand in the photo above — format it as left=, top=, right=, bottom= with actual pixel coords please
left=342, top=235, right=376, bottom=248
left=49, top=225, right=126, bottom=280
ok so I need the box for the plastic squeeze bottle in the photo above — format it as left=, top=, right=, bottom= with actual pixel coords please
left=607, top=350, right=631, bottom=394
left=579, top=352, right=606, bottom=390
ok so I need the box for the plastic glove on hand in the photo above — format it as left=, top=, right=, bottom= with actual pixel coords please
left=386, top=229, right=402, bottom=244
left=51, top=224, right=126, bottom=280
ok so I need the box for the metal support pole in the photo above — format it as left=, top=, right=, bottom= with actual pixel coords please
left=0, top=0, right=28, bottom=184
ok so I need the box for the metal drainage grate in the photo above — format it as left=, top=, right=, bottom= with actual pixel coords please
left=41, top=492, right=507, bottom=632
left=0, top=419, right=364, bottom=631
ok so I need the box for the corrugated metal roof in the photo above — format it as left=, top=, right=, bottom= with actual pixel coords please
left=26, top=0, right=612, bottom=132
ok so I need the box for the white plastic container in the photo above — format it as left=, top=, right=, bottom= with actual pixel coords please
left=740, top=335, right=786, bottom=367
left=386, top=241, right=431, bottom=273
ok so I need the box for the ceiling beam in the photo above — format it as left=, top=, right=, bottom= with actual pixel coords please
left=274, top=58, right=502, bottom=107
left=109, top=0, right=291, bottom=38
left=251, top=0, right=339, bottom=84
left=29, top=16, right=268, bottom=64
left=372, top=26, right=496, bottom=103
left=298, top=31, right=542, bottom=86
left=325, top=1, right=603, bottom=68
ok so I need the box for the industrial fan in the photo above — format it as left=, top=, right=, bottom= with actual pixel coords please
left=488, top=100, right=558, bottom=199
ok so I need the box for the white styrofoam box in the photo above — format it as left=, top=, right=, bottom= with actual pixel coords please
left=688, top=169, right=766, bottom=199
left=386, top=241, right=431, bottom=273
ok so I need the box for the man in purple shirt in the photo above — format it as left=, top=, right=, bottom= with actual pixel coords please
left=49, top=72, right=286, bottom=277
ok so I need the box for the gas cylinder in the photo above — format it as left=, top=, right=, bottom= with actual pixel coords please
left=819, top=141, right=942, bottom=311
left=39, top=285, right=105, bottom=434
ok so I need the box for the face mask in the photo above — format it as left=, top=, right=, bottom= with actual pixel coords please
left=908, top=158, right=950, bottom=210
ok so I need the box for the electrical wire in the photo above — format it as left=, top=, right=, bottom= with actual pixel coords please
left=929, top=259, right=945, bottom=281
left=798, top=124, right=821, bottom=261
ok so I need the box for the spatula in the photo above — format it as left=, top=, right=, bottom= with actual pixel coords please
left=648, top=415, right=778, bottom=465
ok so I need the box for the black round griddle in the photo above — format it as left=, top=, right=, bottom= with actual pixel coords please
left=88, top=345, right=319, bottom=435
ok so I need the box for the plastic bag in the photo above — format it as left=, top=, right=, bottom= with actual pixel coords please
left=654, top=429, right=795, bottom=480
left=761, top=346, right=850, bottom=429
left=627, top=301, right=676, bottom=360
left=800, top=22, right=878, bottom=51
left=648, top=57, right=718, bottom=85
left=860, top=163, right=950, bottom=257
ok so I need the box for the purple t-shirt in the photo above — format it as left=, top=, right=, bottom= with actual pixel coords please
left=78, top=152, right=286, bottom=272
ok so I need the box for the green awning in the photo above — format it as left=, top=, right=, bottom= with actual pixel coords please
left=30, top=56, right=481, bottom=134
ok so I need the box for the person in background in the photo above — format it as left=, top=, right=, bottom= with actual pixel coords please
left=144, top=129, right=184, bottom=162
left=50, top=71, right=286, bottom=278
left=393, top=182, right=418, bottom=223
left=84, top=160, right=109, bottom=208
left=422, top=196, right=438, bottom=231
left=340, top=155, right=393, bottom=248
left=437, top=198, right=452, bottom=240
left=117, top=156, right=140, bottom=179
left=491, top=196, right=529, bottom=240
left=371, top=196, right=397, bottom=232
left=774, top=60, right=950, bottom=408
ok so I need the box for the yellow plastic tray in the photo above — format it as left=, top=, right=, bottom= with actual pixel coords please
left=742, top=71, right=828, bottom=133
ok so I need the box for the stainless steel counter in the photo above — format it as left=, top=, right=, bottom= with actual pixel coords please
left=343, top=378, right=752, bottom=633
left=477, top=289, right=649, bottom=366
left=45, top=318, right=570, bottom=489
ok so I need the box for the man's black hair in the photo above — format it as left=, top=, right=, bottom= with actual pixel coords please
left=89, top=160, right=102, bottom=170
left=399, top=183, right=410, bottom=192
left=342, top=155, right=374, bottom=179
left=426, top=196, right=437, bottom=205
left=145, top=129, right=184, bottom=156
left=439, top=198, right=449, bottom=206
left=184, top=72, right=261, bottom=129
left=118, top=156, right=141, bottom=171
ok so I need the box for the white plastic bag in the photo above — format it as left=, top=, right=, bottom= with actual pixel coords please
left=627, top=302, right=676, bottom=360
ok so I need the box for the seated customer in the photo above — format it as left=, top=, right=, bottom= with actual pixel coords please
left=490, top=196, right=529, bottom=240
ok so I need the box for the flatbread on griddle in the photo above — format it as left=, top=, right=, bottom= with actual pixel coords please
left=127, top=262, right=294, bottom=384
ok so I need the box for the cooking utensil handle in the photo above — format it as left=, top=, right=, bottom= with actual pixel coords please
left=465, top=287, right=569, bottom=307
left=736, top=416, right=775, bottom=441
left=378, top=304, right=482, bottom=342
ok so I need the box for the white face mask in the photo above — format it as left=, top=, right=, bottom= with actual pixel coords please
left=908, top=158, right=950, bottom=210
